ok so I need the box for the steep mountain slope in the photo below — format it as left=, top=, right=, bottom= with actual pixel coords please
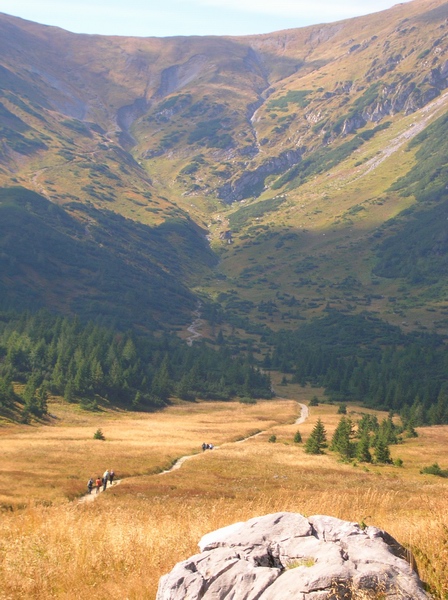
left=0, top=0, right=447, bottom=333
left=0, top=187, right=216, bottom=327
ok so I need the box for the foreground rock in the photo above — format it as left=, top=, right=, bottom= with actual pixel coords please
left=156, top=512, right=432, bottom=599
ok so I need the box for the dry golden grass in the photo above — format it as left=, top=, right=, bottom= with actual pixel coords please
left=0, top=397, right=297, bottom=508
left=0, top=387, right=447, bottom=599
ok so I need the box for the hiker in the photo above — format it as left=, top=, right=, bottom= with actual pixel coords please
left=87, top=478, right=94, bottom=494
left=109, top=469, right=115, bottom=485
left=95, top=476, right=102, bottom=494
left=103, top=469, right=110, bottom=491
left=202, top=442, right=207, bottom=452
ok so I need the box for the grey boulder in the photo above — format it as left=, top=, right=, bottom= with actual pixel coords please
left=156, top=512, right=432, bottom=599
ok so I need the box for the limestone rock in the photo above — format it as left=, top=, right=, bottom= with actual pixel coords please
left=156, top=512, right=432, bottom=599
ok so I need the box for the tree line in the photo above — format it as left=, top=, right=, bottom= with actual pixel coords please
left=267, top=311, right=448, bottom=426
left=0, top=311, right=272, bottom=421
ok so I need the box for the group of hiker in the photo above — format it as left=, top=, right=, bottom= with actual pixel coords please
left=202, top=442, right=214, bottom=451
left=87, top=469, right=115, bottom=494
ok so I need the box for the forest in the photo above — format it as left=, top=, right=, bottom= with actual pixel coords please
left=268, top=311, right=448, bottom=426
left=2, top=305, right=448, bottom=429
left=0, top=311, right=272, bottom=421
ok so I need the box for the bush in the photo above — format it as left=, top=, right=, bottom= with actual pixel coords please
left=420, top=463, right=448, bottom=477
left=93, top=428, right=105, bottom=441
left=293, top=430, right=302, bottom=443
left=239, top=396, right=257, bottom=404
left=309, top=396, right=319, bottom=407
left=268, top=434, right=277, bottom=443
left=80, top=398, right=99, bottom=411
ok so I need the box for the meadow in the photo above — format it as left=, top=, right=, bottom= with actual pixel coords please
left=0, top=381, right=447, bottom=599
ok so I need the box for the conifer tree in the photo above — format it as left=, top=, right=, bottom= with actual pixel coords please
left=0, top=376, right=15, bottom=408
left=305, top=419, right=327, bottom=454
left=330, top=416, right=355, bottom=460
left=374, top=438, right=392, bottom=464
left=309, top=396, right=319, bottom=407
left=64, top=379, right=75, bottom=403
left=356, top=432, right=372, bottom=463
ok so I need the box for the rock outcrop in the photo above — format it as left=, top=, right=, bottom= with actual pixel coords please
left=156, top=512, right=432, bottom=599
left=217, top=149, right=303, bottom=203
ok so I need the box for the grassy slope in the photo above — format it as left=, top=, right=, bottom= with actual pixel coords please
left=0, top=0, right=447, bottom=333
left=0, top=381, right=447, bottom=598
left=210, top=93, right=448, bottom=335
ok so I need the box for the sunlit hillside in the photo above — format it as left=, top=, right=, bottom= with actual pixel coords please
left=0, top=0, right=447, bottom=332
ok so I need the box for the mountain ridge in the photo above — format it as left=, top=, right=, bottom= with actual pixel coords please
left=0, top=0, right=447, bottom=334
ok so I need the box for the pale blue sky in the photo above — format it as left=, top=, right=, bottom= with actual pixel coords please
left=0, top=0, right=414, bottom=37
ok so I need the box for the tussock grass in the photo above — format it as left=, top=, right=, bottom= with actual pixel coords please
left=0, top=398, right=297, bottom=508
left=0, top=390, right=447, bottom=599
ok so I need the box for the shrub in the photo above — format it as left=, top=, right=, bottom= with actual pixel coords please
left=268, top=434, right=277, bottom=443
left=420, top=463, right=448, bottom=477
left=294, top=430, right=302, bottom=443
left=93, top=428, right=105, bottom=441
left=239, top=396, right=257, bottom=404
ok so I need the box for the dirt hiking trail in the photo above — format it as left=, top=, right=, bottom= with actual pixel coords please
left=78, top=480, right=121, bottom=504
left=159, top=402, right=308, bottom=474
left=78, top=401, right=308, bottom=500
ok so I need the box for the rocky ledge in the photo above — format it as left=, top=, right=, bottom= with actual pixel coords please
left=156, top=512, right=432, bottom=599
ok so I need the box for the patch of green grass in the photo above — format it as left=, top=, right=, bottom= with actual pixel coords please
left=267, top=90, right=312, bottom=111
left=228, top=197, right=286, bottom=231
left=286, top=557, right=316, bottom=569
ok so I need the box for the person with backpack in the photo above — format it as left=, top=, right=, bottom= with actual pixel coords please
left=87, top=477, right=94, bottom=494
left=102, top=469, right=110, bottom=491
left=95, top=476, right=102, bottom=494
left=109, top=469, right=115, bottom=485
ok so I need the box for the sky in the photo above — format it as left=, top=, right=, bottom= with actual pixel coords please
left=0, top=0, right=414, bottom=38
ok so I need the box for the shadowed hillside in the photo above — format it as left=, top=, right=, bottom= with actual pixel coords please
left=0, top=0, right=447, bottom=333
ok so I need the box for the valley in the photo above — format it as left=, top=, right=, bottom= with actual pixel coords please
left=1, top=2, right=448, bottom=597
left=1, top=0, right=447, bottom=336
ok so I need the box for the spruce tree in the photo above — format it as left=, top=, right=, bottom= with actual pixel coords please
left=309, top=396, right=319, bottom=407
left=330, top=416, right=355, bottom=460
left=305, top=419, right=327, bottom=454
left=374, top=438, right=392, bottom=464
left=356, top=432, right=372, bottom=463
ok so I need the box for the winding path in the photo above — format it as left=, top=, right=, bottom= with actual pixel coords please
left=78, top=479, right=121, bottom=504
left=186, top=303, right=204, bottom=346
left=78, top=401, right=309, bottom=499
left=295, top=402, right=309, bottom=425
left=159, top=402, right=309, bottom=475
